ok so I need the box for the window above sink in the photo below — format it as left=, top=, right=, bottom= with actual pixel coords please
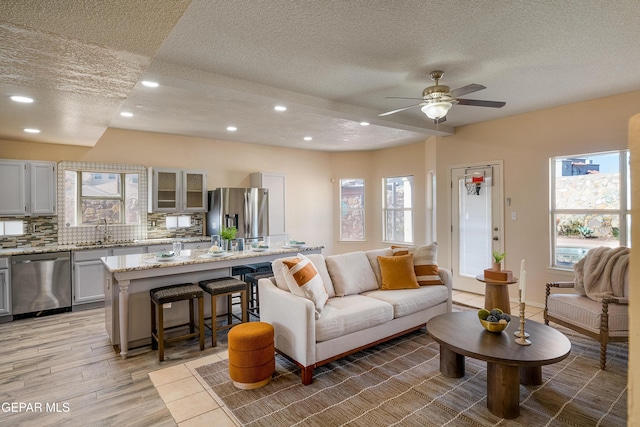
left=57, top=161, right=148, bottom=245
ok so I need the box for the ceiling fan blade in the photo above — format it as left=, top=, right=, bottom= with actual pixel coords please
left=450, top=84, right=486, bottom=98
left=385, top=96, right=426, bottom=100
left=457, top=98, right=506, bottom=108
left=378, top=103, right=424, bottom=116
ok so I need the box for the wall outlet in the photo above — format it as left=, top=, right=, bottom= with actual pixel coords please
left=511, top=211, right=517, bottom=220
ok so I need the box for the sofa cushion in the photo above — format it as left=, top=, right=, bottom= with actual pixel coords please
left=315, top=295, right=394, bottom=342
left=365, top=248, right=393, bottom=287
left=392, top=242, right=443, bottom=285
left=377, top=254, right=419, bottom=290
left=326, top=251, right=379, bottom=296
left=273, top=254, right=336, bottom=297
left=283, top=254, right=329, bottom=319
left=363, top=285, right=449, bottom=318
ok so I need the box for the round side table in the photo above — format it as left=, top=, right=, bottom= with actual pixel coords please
left=475, top=275, right=518, bottom=314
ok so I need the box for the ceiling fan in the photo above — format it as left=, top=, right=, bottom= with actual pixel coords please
left=379, top=70, right=506, bottom=123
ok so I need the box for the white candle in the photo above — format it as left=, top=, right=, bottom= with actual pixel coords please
left=519, top=259, right=525, bottom=301
left=521, top=270, right=527, bottom=302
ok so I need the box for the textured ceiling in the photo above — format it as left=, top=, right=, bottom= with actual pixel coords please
left=1, top=0, right=640, bottom=151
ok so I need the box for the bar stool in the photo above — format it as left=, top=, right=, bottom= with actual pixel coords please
left=231, top=265, right=255, bottom=281
left=242, top=262, right=273, bottom=314
left=244, top=271, right=274, bottom=318
left=150, top=283, right=205, bottom=362
left=198, top=277, right=248, bottom=346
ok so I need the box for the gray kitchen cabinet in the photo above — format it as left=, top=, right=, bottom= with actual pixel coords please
left=0, top=258, right=10, bottom=317
left=148, top=168, right=207, bottom=213
left=111, top=246, right=145, bottom=256
left=73, top=246, right=149, bottom=306
left=183, top=241, right=208, bottom=250
left=72, top=249, right=109, bottom=305
left=250, top=172, right=287, bottom=242
left=146, top=244, right=173, bottom=253
left=0, top=160, right=56, bottom=216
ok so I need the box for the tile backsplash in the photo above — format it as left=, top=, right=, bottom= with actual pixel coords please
left=0, top=212, right=206, bottom=249
left=0, top=216, right=58, bottom=248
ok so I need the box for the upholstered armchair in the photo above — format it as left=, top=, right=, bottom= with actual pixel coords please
left=544, top=247, right=629, bottom=369
left=544, top=281, right=628, bottom=370
left=545, top=246, right=629, bottom=370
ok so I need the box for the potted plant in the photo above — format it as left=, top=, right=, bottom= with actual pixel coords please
left=492, top=251, right=506, bottom=271
left=220, top=226, right=237, bottom=251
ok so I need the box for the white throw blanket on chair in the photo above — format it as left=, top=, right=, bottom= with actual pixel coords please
left=573, top=246, right=629, bottom=301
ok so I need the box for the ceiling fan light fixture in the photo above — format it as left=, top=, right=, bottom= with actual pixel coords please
left=421, top=101, right=452, bottom=120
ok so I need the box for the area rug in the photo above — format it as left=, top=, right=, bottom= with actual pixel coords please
left=195, top=328, right=627, bottom=427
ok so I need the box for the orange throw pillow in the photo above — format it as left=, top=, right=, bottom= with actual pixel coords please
left=377, top=254, right=419, bottom=290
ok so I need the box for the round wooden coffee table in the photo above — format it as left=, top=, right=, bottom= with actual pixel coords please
left=426, top=311, right=571, bottom=419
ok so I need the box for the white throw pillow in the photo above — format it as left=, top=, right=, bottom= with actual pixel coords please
left=325, top=251, right=379, bottom=296
left=272, top=256, right=297, bottom=291
left=392, top=242, right=443, bottom=285
left=365, top=248, right=393, bottom=287
left=282, top=254, right=329, bottom=318
left=304, top=253, right=335, bottom=298
left=272, top=254, right=335, bottom=297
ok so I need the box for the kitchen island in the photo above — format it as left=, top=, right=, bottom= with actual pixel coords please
left=102, top=245, right=323, bottom=358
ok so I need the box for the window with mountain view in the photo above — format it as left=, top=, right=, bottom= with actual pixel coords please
left=550, top=151, right=630, bottom=267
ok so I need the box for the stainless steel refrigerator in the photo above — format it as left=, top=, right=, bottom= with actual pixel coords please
left=206, top=188, right=269, bottom=240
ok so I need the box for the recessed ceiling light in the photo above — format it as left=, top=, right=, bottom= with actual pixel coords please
left=24, top=128, right=40, bottom=133
left=227, top=126, right=238, bottom=132
left=10, top=96, right=34, bottom=103
left=120, top=112, right=133, bottom=117
left=304, top=136, right=313, bottom=141
left=360, top=121, right=370, bottom=126
left=274, top=105, right=287, bottom=112
left=142, top=80, right=159, bottom=88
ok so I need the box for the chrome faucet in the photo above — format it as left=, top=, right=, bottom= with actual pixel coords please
left=96, top=218, right=110, bottom=242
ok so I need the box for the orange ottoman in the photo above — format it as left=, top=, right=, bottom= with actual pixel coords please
left=228, top=322, right=275, bottom=389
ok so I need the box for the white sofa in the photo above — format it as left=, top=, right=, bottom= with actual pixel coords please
left=259, top=248, right=452, bottom=385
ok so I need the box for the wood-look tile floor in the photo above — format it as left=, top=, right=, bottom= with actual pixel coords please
left=0, top=292, right=545, bottom=426
left=0, top=307, right=232, bottom=427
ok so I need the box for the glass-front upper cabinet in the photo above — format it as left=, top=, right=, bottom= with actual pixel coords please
left=149, top=168, right=207, bottom=213
left=183, top=171, right=206, bottom=211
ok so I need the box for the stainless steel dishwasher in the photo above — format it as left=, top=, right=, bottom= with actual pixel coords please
left=11, top=251, right=72, bottom=318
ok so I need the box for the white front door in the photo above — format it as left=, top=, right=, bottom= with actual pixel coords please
left=450, top=162, right=504, bottom=294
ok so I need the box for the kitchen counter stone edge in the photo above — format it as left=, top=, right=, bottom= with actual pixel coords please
left=101, top=246, right=324, bottom=273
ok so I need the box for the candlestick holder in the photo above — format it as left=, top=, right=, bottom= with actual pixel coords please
left=514, top=302, right=531, bottom=345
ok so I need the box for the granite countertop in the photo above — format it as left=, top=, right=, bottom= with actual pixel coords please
left=101, top=245, right=324, bottom=273
left=0, top=237, right=211, bottom=257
